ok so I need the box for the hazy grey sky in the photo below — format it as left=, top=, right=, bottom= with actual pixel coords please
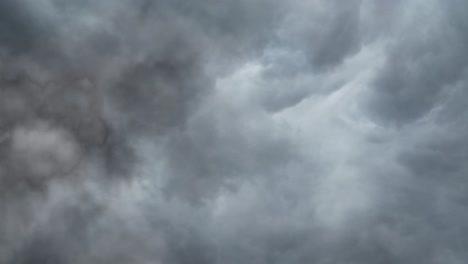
left=1, top=0, right=468, bottom=263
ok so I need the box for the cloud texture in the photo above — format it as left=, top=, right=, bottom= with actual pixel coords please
left=1, top=0, right=468, bottom=263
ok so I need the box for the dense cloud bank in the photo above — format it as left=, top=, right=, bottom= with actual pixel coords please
left=1, top=0, right=468, bottom=263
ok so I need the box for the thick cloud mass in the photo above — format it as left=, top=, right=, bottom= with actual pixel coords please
left=1, top=0, right=468, bottom=263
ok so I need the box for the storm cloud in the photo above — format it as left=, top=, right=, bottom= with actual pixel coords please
left=1, top=0, right=468, bottom=263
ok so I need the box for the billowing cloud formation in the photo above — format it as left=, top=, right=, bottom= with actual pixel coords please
left=1, top=0, right=468, bottom=263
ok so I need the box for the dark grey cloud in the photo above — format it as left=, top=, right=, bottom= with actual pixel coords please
left=1, top=0, right=468, bottom=263
left=0, top=0, right=52, bottom=53
left=366, top=0, right=468, bottom=124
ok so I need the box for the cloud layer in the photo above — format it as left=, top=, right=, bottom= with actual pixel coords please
left=1, top=0, right=468, bottom=263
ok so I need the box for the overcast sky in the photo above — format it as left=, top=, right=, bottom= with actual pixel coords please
left=1, top=0, right=468, bottom=263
